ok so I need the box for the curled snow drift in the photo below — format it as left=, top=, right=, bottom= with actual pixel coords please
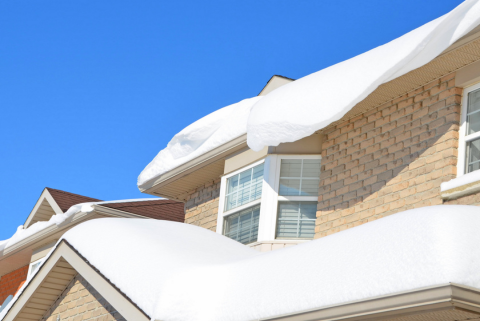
left=37, top=205, right=480, bottom=321
left=138, top=0, right=480, bottom=187
left=247, top=0, right=480, bottom=151
left=137, top=97, right=261, bottom=187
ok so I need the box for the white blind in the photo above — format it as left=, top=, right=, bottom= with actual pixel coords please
left=276, top=201, right=316, bottom=239
left=223, top=205, right=260, bottom=244
left=279, top=159, right=321, bottom=196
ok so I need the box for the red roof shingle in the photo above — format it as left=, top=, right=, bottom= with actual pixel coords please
left=46, top=188, right=102, bottom=212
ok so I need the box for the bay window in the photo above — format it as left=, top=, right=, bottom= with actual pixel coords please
left=459, top=83, right=480, bottom=175
left=217, top=155, right=321, bottom=245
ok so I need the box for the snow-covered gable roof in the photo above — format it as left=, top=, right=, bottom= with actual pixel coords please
left=3, top=205, right=480, bottom=321
left=138, top=0, right=480, bottom=190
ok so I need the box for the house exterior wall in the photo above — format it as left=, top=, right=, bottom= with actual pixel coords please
left=184, top=179, right=221, bottom=231
left=0, top=265, right=28, bottom=304
left=316, top=72, right=461, bottom=238
left=42, top=274, right=125, bottom=321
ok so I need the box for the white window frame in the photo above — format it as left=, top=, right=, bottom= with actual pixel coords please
left=216, top=159, right=266, bottom=243
left=27, top=258, right=43, bottom=277
left=458, top=82, right=480, bottom=176
left=216, top=154, right=321, bottom=243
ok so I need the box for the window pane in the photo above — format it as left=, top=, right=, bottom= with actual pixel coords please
left=467, top=138, right=480, bottom=173
left=279, top=159, right=321, bottom=196
left=279, top=179, right=301, bottom=196
left=223, top=205, right=260, bottom=244
left=225, top=164, right=264, bottom=211
left=468, top=89, right=480, bottom=114
left=467, top=112, right=480, bottom=135
left=276, top=201, right=316, bottom=239
left=280, top=159, right=302, bottom=177
left=302, top=159, right=321, bottom=178
left=300, top=179, right=320, bottom=196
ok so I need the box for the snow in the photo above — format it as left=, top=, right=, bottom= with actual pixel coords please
left=137, top=97, right=261, bottom=187
left=246, top=0, right=480, bottom=151
left=138, top=0, right=480, bottom=186
left=1, top=205, right=476, bottom=321
left=441, top=170, right=480, bottom=191
left=0, top=198, right=161, bottom=254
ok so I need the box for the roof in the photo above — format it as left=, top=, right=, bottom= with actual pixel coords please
left=46, top=187, right=102, bottom=212
left=138, top=0, right=480, bottom=193
left=4, top=205, right=480, bottom=321
left=99, top=199, right=185, bottom=222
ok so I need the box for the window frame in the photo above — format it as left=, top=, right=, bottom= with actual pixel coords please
left=216, top=154, right=321, bottom=243
left=216, top=159, right=266, bottom=243
left=459, top=82, right=480, bottom=176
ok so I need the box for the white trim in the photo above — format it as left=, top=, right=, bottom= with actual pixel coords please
left=215, top=158, right=266, bottom=236
left=24, top=189, right=63, bottom=229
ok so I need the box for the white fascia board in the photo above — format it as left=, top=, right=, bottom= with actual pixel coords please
left=140, top=134, right=248, bottom=193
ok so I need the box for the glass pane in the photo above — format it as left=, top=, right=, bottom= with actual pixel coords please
left=277, top=202, right=299, bottom=219
left=467, top=112, right=480, bottom=135
left=224, top=164, right=264, bottom=211
left=467, top=138, right=480, bottom=173
left=223, top=205, right=260, bottom=244
left=302, top=159, right=321, bottom=178
left=298, top=220, right=315, bottom=238
left=468, top=89, right=480, bottom=114
left=227, top=174, right=239, bottom=194
left=225, top=193, right=238, bottom=211
left=279, top=179, right=301, bottom=196
left=276, top=201, right=316, bottom=239
left=300, top=202, right=317, bottom=219
left=299, top=179, right=320, bottom=196
left=276, top=220, right=298, bottom=238
left=280, top=159, right=302, bottom=177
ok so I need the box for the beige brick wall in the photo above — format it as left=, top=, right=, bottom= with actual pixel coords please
left=316, top=72, right=462, bottom=238
left=42, top=274, right=125, bottom=321
left=184, top=179, right=221, bottom=231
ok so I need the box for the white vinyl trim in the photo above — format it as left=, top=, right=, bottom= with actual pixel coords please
left=458, top=82, right=480, bottom=176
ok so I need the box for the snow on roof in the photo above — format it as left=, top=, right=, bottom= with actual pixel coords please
left=0, top=198, right=160, bottom=253
left=4, top=205, right=479, bottom=321
left=138, top=0, right=480, bottom=187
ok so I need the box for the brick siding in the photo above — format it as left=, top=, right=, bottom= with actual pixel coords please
left=42, top=274, right=125, bottom=321
left=184, top=179, right=221, bottom=231
left=0, top=265, right=28, bottom=304
left=316, top=72, right=462, bottom=238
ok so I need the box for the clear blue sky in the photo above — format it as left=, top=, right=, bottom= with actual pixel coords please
left=0, top=0, right=462, bottom=239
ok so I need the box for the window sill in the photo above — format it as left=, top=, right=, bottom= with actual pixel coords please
left=440, top=171, right=480, bottom=200
left=248, top=239, right=311, bottom=252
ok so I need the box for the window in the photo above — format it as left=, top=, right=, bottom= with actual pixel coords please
left=216, top=155, right=321, bottom=245
left=276, top=158, right=321, bottom=239
left=459, top=83, right=480, bottom=175
left=219, top=161, right=265, bottom=245
left=28, top=259, right=43, bottom=277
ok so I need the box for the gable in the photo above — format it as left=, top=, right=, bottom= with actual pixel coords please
left=23, top=189, right=63, bottom=229
left=1, top=241, right=148, bottom=321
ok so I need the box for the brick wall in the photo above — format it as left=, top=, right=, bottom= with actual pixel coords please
left=0, top=265, right=28, bottom=304
left=316, top=72, right=462, bottom=238
left=184, top=179, right=221, bottom=231
left=42, top=274, right=125, bottom=321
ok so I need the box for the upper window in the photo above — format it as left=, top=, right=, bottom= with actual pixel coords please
left=279, top=159, right=321, bottom=196
left=460, top=84, right=480, bottom=175
left=28, top=259, right=43, bottom=277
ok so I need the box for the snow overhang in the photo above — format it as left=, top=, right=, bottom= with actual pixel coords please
left=140, top=25, right=480, bottom=200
